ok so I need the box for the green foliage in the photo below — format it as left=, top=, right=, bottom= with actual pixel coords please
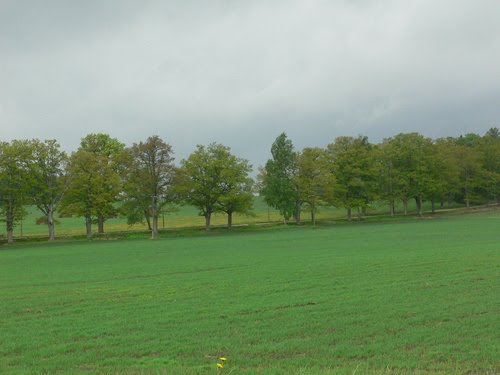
left=453, top=144, right=483, bottom=207
left=326, top=136, right=378, bottom=219
left=1, top=130, right=499, bottom=240
left=28, top=139, right=68, bottom=240
left=178, top=143, right=253, bottom=229
left=379, top=133, right=434, bottom=215
left=294, top=147, right=331, bottom=224
left=455, top=133, right=482, bottom=147
left=216, top=153, right=254, bottom=227
left=0, top=212, right=498, bottom=373
left=121, top=135, right=176, bottom=237
left=60, top=134, right=125, bottom=237
left=261, top=133, right=298, bottom=222
left=478, top=129, right=500, bottom=203
left=0, top=140, right=32, bottom=242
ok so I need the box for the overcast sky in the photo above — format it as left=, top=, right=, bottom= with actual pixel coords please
left=1, top=0, right=499, bottom=168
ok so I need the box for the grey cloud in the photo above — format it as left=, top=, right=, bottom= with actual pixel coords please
left=1, top=0, right=499, bottom=167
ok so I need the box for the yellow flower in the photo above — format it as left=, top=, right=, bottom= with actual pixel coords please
left=216, top=363, right=224, bottom=368
left=220, top=357, right=227, bottom=361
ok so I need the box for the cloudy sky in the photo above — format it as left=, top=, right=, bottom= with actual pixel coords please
left=1, top=0, right=499, bottom=167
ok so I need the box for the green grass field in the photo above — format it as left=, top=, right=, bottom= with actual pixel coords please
left=1, top=196, right=466, bottom=240
left=1, top=211, right=499, bottom=374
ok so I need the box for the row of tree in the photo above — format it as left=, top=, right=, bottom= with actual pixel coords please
left=0, top=129, right=498, bottom=242
left=0, top=135, right=253, bottom=242
left=260, top=129, right=500, bottom=224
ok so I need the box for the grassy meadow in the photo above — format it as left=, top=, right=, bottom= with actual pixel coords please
left=0, top=196, right=467, bottom=240
left=0, top=210, right=499, bottom=374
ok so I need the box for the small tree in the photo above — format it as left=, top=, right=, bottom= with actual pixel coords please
left=178, top=143, right=251, bottom=230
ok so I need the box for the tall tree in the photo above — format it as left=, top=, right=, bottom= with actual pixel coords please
left=454, top=144, right=483, bottom=208
left=28, top=139, right=68, bottom=240
left=61, top=134, right=124, bottom=238
left=122, top=136, right=176, bottom=238
left=0, top=140, right=32, bottom=243
left=384, top=133, right=433, bottom=216
left=478, top=128, right=500, bottom=205
left=294, top=147, right=330, bottom=225
left=376, top=140, right=401, bottom=216
left=429, top=138, right=461, bottom=210
left=326, top=136, right=377, bottom=220
left=217, top=156, right=253, bottom=228
left=261, top=133, right=299, bottom=224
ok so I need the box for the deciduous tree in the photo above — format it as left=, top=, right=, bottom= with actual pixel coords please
left=217, top=156, right=253, bottom=228
left=326, top=136, right=377, bottom=220
left=0, top=140, right=32, bottom=243
left=178, top=143, right=251, bottom=230
left=261, top=133, right=298, bottom=224
left=28, top=139, right=68, bottom=240
left=294, top=147, right=330, bottom=225
left=384, top=133, right=433, bottom=216
left=122, top=136, right=176, bottom=238
left=61, top=134, right=124, bottom=237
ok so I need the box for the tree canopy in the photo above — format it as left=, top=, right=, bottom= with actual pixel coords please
left=1, top=128, right=499, bottom=241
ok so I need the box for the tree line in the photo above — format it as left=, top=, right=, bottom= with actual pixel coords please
left=260, top=129, right=500, bottom=224
left=0, top=129, right=498, bottom=242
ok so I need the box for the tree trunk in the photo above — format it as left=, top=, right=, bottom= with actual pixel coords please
left=347, top=207, right=352, bottom=221
left=6, top=206, right=14, bottom=243
left=85, top=216, right=92, bottom=239
left=227, top=211, right=233, bottom=228
left=431, top=199, right=435, bottom=214
left=295, top=202, right=301, bottom=225
left=47, top=207, right=55, bottom=241
left=144, top=210, right=152, bottom=231
left=465, top=177, right=470, bottom=208
left=152, top=214, right=158, bottom=238
left=440, top=200, right=444, bottom=209
left=311, top=201, right=316, bottom=226
left=98, top=214, right=105, bottom=234
left=415, top=196, right=422, bottom=216
left=388, top=175, right=394, bottom=215
left=403, top=199, right=408, bottom=215
left=151, top=195, right=159, bottom=238
left=6, top=220, right=13, bottom=244
left=205, top=212, right=211, bottom=231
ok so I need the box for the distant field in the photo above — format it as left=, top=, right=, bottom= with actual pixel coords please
left=0, top=196, right=466, bottom=239
left=0, top=211, right=498, bottom=374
